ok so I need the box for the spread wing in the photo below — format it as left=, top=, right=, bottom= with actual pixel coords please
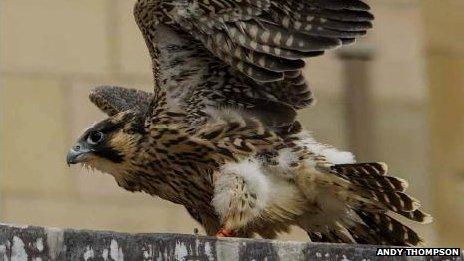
left=172, top=0, right=373, bottom=82
left=133, top=0, right=373, bottom=129
left=89, top=86, right=153, bottom=116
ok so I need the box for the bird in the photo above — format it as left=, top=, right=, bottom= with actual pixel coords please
left=66, top=0, right=432, bottom=246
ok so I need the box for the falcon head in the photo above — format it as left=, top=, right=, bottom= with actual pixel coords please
left=66, top=86, right=151, bottom=176
left=66, top=111, right=145, bottom=175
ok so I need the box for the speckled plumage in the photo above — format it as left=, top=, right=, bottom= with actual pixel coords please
left=67, top=0, right=432, bottom=246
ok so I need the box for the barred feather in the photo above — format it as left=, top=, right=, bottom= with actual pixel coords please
left=236, top=20, right=342, bottom=52
left=356, top=211, right=423, bottom=246
left=396, top=209, right=433, bottom=224
left=171, top=0, right=374, bottom=88
left=197, top=117, right=280, bottom=158
left=262, top=70, right=315, bottom=109
left=346, top=222, right=384, bottom=245
left=329, top=163, right=424, bottom=212
left=367, top=190, right=420, bottom=212
left=222, top=41, right=306, bottom=72
left=313, top=161, right=432, bottom=245
left=331, top=163, right=409, bottom=192
left=200, top=30, right=284, bottom=82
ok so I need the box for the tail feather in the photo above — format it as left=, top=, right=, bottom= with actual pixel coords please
left=346, top=222, right=384, bottom=245
left=332, top=162, right=388, bottom=175
left=308, top=227, right=354, bottom=244
left=331, top=163, right=409, bottom=192
left=303, top=161, right=431, bottom=246
left=308, top=170, right=420, bottom=215
left=335, top=162, right=430, bottom=246
left=329, top=163, right=426, bottom=215
left=307, top=232, right=325, bottom=242
left=355, top=211, right=423, bottom=246
left=367, top=190, right=420, bottom=212
left=396, top=209, right=433, bottom=224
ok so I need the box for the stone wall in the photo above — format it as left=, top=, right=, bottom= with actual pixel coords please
left=1, top=224, right=461, bottom=261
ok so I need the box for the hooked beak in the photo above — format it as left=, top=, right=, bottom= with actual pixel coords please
left=66, top=143, right=92, bottom=166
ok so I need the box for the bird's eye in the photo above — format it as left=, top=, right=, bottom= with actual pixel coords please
left=87, top=131, right=104, bottom=145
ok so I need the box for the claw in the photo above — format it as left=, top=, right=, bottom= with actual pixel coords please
left=215, top=228, right=236, bottom=237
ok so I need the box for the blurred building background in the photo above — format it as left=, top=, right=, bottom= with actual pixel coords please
left=0, top=0, right=463, bottom=247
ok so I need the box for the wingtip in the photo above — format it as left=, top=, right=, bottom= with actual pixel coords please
left=411, top=199, right=421, bottom=211
left=421, top=213, right=434, bottom=224
left=88, top=87, right=101, bottom=101
left=394, top=176, right=410, bottom=191
left=358, top=1, right=371, bottom=11
left=377, top=162, right=389, bottom=174
left=365, top=12, right=375, bottom=21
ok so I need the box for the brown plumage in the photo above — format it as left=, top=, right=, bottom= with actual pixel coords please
left=67, top=0, right=432, bottom=246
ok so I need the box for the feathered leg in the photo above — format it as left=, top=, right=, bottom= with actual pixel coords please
left=212, top=160, right=269, bottom=237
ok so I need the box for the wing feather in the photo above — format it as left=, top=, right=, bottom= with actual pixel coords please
left=134, top=0, right=374, bottom=127
left=89, top=86, right=152, bottom=116
left=172, top=0, right=374, bottom=84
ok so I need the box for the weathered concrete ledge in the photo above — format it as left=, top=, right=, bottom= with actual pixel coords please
left=0, top=223, right=461, bottom=260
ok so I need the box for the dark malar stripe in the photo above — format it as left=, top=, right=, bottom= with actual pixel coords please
left=94, top=147, right=124, bottom=163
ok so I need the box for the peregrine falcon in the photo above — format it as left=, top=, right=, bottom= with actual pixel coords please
left=67, top=0, right=432, bottom=245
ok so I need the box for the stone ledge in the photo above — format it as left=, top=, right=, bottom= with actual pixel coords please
left=0, top=223, right=461, bottom=260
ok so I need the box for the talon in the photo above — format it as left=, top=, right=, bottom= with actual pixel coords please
left=215, top=228, right=236, bottom=237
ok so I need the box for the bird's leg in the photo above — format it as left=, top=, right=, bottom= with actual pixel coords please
left=213, top=174, right=250, bottom=238
left=212, top=162, right=269, bottom=237
left=215, top=228, right=236, bottom=237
